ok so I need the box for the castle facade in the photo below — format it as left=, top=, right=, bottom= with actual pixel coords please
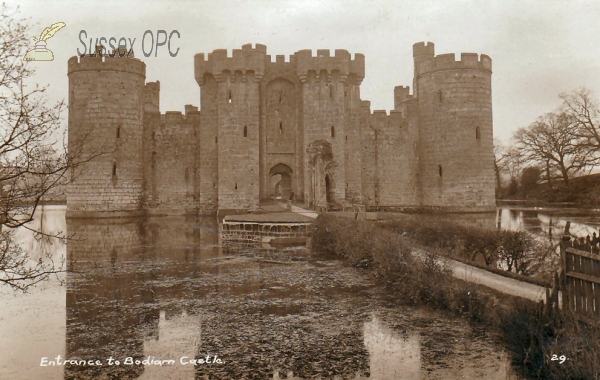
left=66, top=42, right=495, bottom=217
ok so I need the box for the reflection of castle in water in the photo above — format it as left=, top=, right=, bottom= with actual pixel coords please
left=64, top=216, right=369, bottom=379
left=364, top=314, right=421, bottom=379
left=64, top=216, right=219, bottom=380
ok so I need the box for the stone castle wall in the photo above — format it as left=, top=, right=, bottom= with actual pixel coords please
left=67, top=42, right=496, bottom=216
left=416, top=51, right=495, bottom=211
left=67, top=54, right=145, bottom=215
left=143, top=110, right=200, bottom=215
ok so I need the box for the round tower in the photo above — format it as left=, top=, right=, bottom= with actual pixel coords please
left=416, top=49, right=495, bottom=211
left=67, top=47, right=146, bottom=216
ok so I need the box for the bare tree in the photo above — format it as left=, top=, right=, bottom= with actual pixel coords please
left=0, top=4, right=98, bottom=291
left=493, top=139, right=508, bottom=191
left=513, top=112, right=591, bottom=188
left=559, top=88, right=600, bottom=166
left=494, top=141, right=526, bottom=197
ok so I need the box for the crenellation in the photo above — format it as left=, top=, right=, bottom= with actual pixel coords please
left=418, top=51, right=493, bottom=76
left=68, top=54, right=146, bottom=78
left=184, top=104, right=199, bottom=114
left=295, top=48, right=364, bottom=81
left=68, top=41, right=495, bottom=217
left=412, top=41, right=435, bottom=57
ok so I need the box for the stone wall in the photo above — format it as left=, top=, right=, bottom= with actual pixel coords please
left=221, top=221, right=311, bottom=245
left=67, top=42, right=496, bottom=216
left=343, top=75, right=364, bottom=204
left=416, top=48, right=495, bottom=211
left=143, top=111, right=200, bottom=215
left=216, top=72, right=261, bottom=209
left=67, top=54, right=145, bottom=214
left=198, top=74, right=219, bottom=214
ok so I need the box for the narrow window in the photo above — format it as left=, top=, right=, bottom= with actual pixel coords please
left=437, top=90, right=443, bottom=103
left=331, top=126, right=335, bottom=138
left=116, top=126, right=121, bottom=139
left=345, top=135, right=348, bottom=141
left=279, top=122, right=283, bottom=134
left=476, top=126, right=481, bottom=140
left=228, top=90, right=232, bottom=104
left=213, top=182, right=216, bottom=188
left=330, top=85, right=334, bottom=98
left=235, top=182, right=238, bottom=190
left=279, top=93, right=283, bottom=104
left=215, top=136, right=218, bottom=144
left=243, top=125, right=248, bottom=137
left=112, top=164, right=117, bottom=176
left=438, top=164, right=443, bottom=178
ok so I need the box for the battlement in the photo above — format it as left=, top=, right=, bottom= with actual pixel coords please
left=417, top=52, right=492, bottom=76
left=242, top=43, right=267, bottom=53
left=268, top=54, right=295, bottom=64
left=146, top=110, right=201, bottom=122
left=394, top=85, right=411, bottom=106
left=294, top=49, right=365, bottom=80
left=194, top=44, right=267, bottom=85
left=67, top=54, right=146, bottom=77
left=143, top=81, right=160, bottom=113
left=145, top=81, right=160, bottom=91
left=184, top=104, right=199, bottom=114
left=370, top=109, right=406, bottom=120
left=413, top=41, right=435, bottom=57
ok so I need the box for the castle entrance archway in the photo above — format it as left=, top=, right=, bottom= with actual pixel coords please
left=269, top=164, right=293, bottom=200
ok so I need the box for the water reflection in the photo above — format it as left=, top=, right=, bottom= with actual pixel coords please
left=364, top=314, right=421, bottom=379
left=497, top=207, right=600, bottom=245
left=64, top=215, right=215, bottom=380
left=0, top=206, right=67, bottom=380
left=1, top=207, right=519, bottom=379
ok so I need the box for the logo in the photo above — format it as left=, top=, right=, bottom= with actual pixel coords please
left=23, top=22, right=66, bottom=61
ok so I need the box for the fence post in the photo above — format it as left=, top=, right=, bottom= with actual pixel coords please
left=560, top=225, right=571, bottom=311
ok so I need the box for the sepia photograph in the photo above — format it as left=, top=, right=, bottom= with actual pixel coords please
left=1, top=0, right=599, bottom=379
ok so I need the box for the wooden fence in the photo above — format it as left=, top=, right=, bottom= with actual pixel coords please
left=560, top=244, right=600, bottom=326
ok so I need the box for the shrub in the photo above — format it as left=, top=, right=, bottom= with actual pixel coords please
left=498, top=230, right=538, bottom=274
left=312, top=215, right=600, bottom=379
left=463, top=229, right=501, bottom=265
left=312, top=214, right=405, bottom=269
left=379, top=214, right=551, bottom=277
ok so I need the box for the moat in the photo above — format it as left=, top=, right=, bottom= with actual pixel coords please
left=0, top=206, right=538, bottom=379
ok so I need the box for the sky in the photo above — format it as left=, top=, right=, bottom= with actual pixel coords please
left=10, top=0, right=600, bottom=144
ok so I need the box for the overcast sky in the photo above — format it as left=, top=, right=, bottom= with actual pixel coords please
left=12, top=0, right=600, bottom=143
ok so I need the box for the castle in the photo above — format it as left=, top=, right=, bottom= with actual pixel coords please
left=66, top=42, right=495, bottom=217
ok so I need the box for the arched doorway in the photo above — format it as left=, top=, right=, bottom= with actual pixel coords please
left=325, top=174, right=332, bottom=203
left=269, top=164, right=293, bottom=200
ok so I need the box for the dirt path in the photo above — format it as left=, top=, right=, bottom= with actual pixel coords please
left=413, top=249, right=548, bottom=303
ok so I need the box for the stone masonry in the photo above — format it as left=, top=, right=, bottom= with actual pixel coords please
left=66, top=42, right=495, bottom=217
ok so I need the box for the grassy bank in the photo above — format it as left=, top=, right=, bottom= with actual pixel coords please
left=312, top=214, right=600, bottom=379
left=377, top=213, right=559, bottom=287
